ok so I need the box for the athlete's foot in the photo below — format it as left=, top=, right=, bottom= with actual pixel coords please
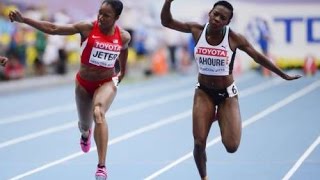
left=95, top=165, right=107, bottom=180
left=80, top=129, right=91, bottom=153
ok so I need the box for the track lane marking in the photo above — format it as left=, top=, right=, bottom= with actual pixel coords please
left=144, top=80, right=320, bottom=180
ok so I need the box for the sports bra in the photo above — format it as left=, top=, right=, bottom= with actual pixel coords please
left=80, top=21, right=122, bottom=69
left=194, top=23, right=236, bottom=76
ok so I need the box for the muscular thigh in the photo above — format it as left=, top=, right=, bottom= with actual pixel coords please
left=75, top=81, right=93, bottom=121
left=193, top=89, right=216, bottom=139
left=93, top=81, right=117, bottom=112
left=217, top=96, right=241, bottom=138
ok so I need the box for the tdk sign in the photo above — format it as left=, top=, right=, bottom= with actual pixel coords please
left=274, top=17, right=320, bottom=44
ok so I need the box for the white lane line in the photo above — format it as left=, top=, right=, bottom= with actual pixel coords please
left=239, top=78, right=282, bottom=97
left=8, top=111, right=192, bottom=180
left=118, top=76, right=196, bottom=99
left=0, top=76, right=196, bottom=126
left=0, top=73, right=267, bottom=126
left=6, top=75, right=277, bottom=179
left=0, top=90, right=192, bottom=150
left=0, top=122, right=75, bottom=149
left=282, top=135, right=320, bottom=180
left=144, top=80, right=320, bottom=180
left=0, top=77, right=284, bottom=150
left=0, top=105, right=75, bottom=125
left=0, top=89, right=191, bottom=126
left=0, top=72, right=258, bottom=126
left=0, top=78, right=282, bottom=149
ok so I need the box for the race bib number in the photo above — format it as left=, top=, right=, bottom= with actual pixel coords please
left=226, top=83, right=238, bottom=97
left=198, top=56, right=228, bottom=74
left=196, top=47, right=229, bottom=75
left=89, top=41, right=121, bottom=68
left=89, top=48, right=119, bottom=67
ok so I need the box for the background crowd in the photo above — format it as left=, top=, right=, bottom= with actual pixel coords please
left=0, top=1, right=197, bottom=81
left=2, top=0, right=317, bottom=82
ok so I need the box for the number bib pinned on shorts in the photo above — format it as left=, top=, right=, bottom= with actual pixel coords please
left=226, top=83, right=238, bottom=97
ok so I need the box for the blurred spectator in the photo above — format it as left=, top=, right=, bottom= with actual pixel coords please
left=257, top=18, right=271, bottom=56
left=55, top=49, right=67, bottom=75
left=42, top=10, right=71, bottom=74
left=3, top=54, right=25, bottom=80
left=133, top=25, right=148, bottom=61
left=8, top=26, right=27, bottom=66
left=246, top=16, right=271, bottom=56
left=0, top=2, right=78, bottom=80
left=0, top=3, right=16, bottom=56
left=178, top=44, right=192, bottom=74
left=246, top=16, right=272, bottom=75
left=120, top=3, right=138, bottom=48
left=187, top=35, right=195, bottom=61
left=33, top=57, right=46, bottom=76
left=163, top=28, right=182, bottom=72
left=1, top=0, right=206, bottom=80
left=34, top=30, right=47, bottom=61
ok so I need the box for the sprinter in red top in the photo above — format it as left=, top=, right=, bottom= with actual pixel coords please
left=80, top=21, right=122, bottom=69
left=9, top=1, right=131, bottom=179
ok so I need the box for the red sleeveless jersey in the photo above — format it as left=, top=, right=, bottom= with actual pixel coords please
left=80, top=21, right=122, bottom=69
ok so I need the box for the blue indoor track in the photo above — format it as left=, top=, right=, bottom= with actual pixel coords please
left=0, top=69, right=319, bottom=180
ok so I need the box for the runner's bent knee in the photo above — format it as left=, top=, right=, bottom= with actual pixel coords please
left=93, top=103, right=105, bottom=124
left=222, top=139, right=240, bottom=153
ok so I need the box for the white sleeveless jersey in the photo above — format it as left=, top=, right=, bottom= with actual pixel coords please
left=194, top=24, right=236, bottom=76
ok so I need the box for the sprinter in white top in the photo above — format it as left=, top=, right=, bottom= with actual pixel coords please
left=161, top=1, right=301, bottom=179
left=195, top=24, right=235, bottom=76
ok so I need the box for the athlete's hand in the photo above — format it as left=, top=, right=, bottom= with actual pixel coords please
left=116, top=71, right=125, bottom=85
left=8, top=10, right=24, bottom=23
left=0, top=56, right=8, bottom=67
left=282, top=74, right=302, bottom=80
left=112, top=77, right=119, bottom=87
